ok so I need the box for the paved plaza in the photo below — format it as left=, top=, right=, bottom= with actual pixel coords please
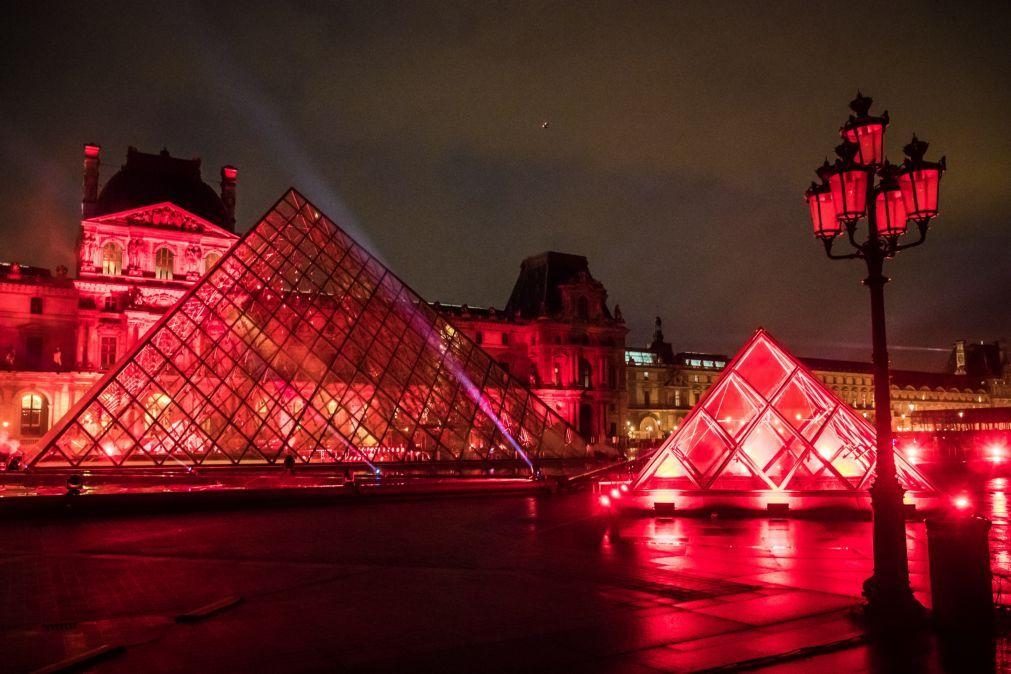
left=0, top=492, right=1005, bottom=673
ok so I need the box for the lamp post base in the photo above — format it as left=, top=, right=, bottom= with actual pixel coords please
left=862, top=477, right=928, bottom=631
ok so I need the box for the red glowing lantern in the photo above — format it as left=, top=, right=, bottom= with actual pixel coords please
left=898, top=135, right=945, bottom=224
left=827, top=162, right=869, bottom=223
left=840, top=93, right=888, bottom=167
left=805, top=182, right=840, bottom=239
left=875, top=182, right=908, bottom=238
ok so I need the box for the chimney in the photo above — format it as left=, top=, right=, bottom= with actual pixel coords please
left=954, top=339, right=967, bottom=375
left=82, top=143, right=101, bottom=218
left=220, top=165, right=237, bottom=230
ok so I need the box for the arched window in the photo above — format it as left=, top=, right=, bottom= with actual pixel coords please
left=203, top=251, right=221, bottom=273
left=20, top=392, right=49, bottom=436
left=102, top=243, right=122, bottom=275
left=155, top=248, right=175, bottom=280
left=579, top=358, right=592, bottom=388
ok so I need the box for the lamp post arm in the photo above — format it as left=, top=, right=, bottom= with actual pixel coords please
left=893, top=221, right=930, bottom=253
left=822, top=238, right=862, bottom=260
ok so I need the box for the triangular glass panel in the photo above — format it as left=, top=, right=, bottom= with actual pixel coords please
left=28, top=189, right=588, bottom=470
left=734, top=333, right=795, bottom=398
left=701, top=374, right=763, bottom=439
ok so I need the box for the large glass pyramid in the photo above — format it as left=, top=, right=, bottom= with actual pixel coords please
left=28, top=190, right=587, bottom=470
left=633, top=329, right=933, bottom=492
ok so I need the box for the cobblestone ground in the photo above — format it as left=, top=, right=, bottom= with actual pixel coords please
left=0, top=492, right=1003, bottom=673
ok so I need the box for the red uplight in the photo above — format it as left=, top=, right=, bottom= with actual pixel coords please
left=828, top=166, right=869, bottom=223
left=988, top=444, right=1006, bottom=463
left=610, top=487, right=621, bottom=499
left=953, top=495, right=971, bottom=511
left=599, top=494, right=612, bottom=507
left=222, top=165, right=239, bottom=180
left=84, top=143, right=101, bottom=158
left=875, top=187, right=908, bottom=237
left=619, top=484, right=629, bottom=493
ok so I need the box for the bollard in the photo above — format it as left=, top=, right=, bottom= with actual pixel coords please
left=926, top=514, right=993, bottom=633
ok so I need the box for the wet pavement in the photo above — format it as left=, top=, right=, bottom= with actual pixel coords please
left=1, top=487, right=1008, bottom=673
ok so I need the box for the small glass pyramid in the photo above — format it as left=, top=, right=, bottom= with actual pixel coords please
left=28, top=190, right=587, bottom=470
left=634, top=329, right=933, bottom=492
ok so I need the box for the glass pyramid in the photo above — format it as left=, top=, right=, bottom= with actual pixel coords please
left=633, top=329, right=933, bottom=492
left=28, top=190, right=587, bottom=470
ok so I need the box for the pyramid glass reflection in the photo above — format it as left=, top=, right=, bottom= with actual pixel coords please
left=29, top=190, right=587, bottom=469
left=634, top=329, right=933, bottom=492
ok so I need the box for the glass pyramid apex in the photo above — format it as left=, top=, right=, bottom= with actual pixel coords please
left=28, top=189, right=588, bottom=470
left=634, top=328, right=934, bottom=493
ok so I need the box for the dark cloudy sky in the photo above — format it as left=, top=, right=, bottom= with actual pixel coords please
left=2, top=1, right=1009, bottom=369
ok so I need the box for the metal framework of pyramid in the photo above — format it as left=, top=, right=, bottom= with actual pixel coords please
left=633, top=329, right=933, bottom=493
left=29, top=189, right=587, bottom=470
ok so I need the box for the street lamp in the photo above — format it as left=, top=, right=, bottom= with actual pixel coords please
left=805, top=92, right=945, bottom=624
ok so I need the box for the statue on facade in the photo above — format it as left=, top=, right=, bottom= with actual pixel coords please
left=614, top=304, right=623, bottom=322
left=127, top=237, right=144, bottom=274
left=80, top=232, right=97, bottom=268
left=184, top=243, right=202, bottom=277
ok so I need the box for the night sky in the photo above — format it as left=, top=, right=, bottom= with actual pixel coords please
left=2, top=2, right=1009, bottom=369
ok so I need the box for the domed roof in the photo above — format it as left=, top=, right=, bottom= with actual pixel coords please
left=94, top=147, right=232, bottom=230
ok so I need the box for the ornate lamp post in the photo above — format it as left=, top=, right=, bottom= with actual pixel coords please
left=805, top=93, right=945, bottom=622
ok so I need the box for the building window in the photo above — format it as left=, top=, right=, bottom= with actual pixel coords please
left=29, top=297, right=43, bottom=314
left=475, top=331, right=483, bottom=345
left=103, top=295, right=117, bottom=311
left=26, top=335, right=43, bottom=367
left=579, top=358, right=592, bottom=388
left=20, top=392, right=49, bottom=436
left=203, top=251, right=221, bottom=273
left=644, top=390, right=651, bottom=406
left=102, top=242, right=122, bottom=275
left=501, top=332, right=509, bottom=345
left=576, top=296, right=590, bottom=320
left=100, top=336, right=118, bottom=369
left=498, top=360, right=510, bottom=375
left=675, top=390, right=682, bottom=407
left=155, top=247, right=175, bottom=280
left=553, top=364, right=561, bottom=386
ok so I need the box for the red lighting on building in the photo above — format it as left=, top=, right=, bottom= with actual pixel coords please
left=599, top=494, right=612, bottom=507
left=953, top=495, right=971, bottom=511
left=609, top=487, right=621, bottom=499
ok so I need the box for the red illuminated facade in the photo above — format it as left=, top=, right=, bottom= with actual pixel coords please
left=434, top=252, right=628, bottom=446
left=1, top=146, right=238, bottom=463
left=634, top=329, right=933, bottom=493
left=28, top=190, right=588, bottom=469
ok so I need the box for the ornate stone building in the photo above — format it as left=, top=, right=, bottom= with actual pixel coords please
left=0, top=145, right=238, bottom=459
left=434, top=252, right=627, bottom=445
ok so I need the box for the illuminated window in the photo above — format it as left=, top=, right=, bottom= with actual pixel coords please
left=20, top=392, right=49, bottom=436
left=579, top=359, right=592, bottom=388
left=553, top=364, right=561, bottom=386
left=155, top=248, right=174, bottom=280
left=100, top=336, right=117, bottom=369
left=203, top=251, right=221, bottom=273
left=102, top=242, right=122, bottom=275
